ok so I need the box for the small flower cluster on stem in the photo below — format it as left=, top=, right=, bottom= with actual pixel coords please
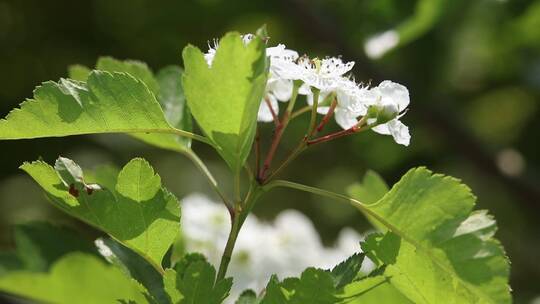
left=204, top=32, right=412, bottom=281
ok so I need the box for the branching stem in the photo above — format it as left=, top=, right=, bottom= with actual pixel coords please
left=216, top=182, right=263, bottom=281
left=258, top=82, right=300, bottom=181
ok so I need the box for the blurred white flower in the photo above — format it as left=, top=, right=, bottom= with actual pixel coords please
left=180, top=194, right=370, bottom=302
left=364, top=30, right=400, bottom=60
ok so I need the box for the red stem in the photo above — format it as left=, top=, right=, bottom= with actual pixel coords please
left=264, top=97, right=280, bottom=127
left=258, top=112, right=290, bottom=181
left=316, top=99, right=337, bottom=133
left=255, top=127, right=261, bottom=176
left=307, top=125, right=360, bottom=146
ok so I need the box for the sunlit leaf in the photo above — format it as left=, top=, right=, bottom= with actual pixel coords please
left=182, top=32, right=268, bottom=172
left=357, top=167, right=511, bottom=303
left=21, top=157, right=181, bottom=270
left=0, top=253, right=149, bottom=303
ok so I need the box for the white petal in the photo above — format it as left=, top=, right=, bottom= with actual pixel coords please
left=270, top=59, right=303, bottom=81
left=377, top=80, right=409, bottom=111
left=335, top=108, right=359, bottom=130
left=257, top=94, right=279, bottom=122
left=372, top=123, right=391, bottom=135
left=336, top=80, right=373, bottom=117
left=317, top=106, right=330, bottom=115
left=372, top=119, right=411, bottom=146
left=320, top=57, right=355, bottom=78
left=267, top=78, right=293, bottom=102
left=267, top=44, right=299, bottom=60
left=204, top=49, right=216, bottom=66
left=388, top=119, right=410, bottom=146
left=298, top=83, right=311, bottom=95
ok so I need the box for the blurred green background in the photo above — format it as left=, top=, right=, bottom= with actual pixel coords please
left=1, top=0, right=539, bottom=302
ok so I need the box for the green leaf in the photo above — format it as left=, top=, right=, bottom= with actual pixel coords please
left=0, top=252, right=22, bottom=276
left=0, top=222, right=98, bottom=277
left=260, top=275, right=287, bottom=304
left=347, top=170, right=388, bottom=205
left=97, top=238, right=169, bottom=304
left=360, top=233, right=400, bottom=267
left=261, top=268, right=337, bottom=304
left=164, top=268, right=183, bottom=304
left=13, top=222, right=99, bottom=272
left=67, top=57, right=193, bottom=150
left=163, top=254, right=232, bottom=304
left=358, top=167, right=511, bottom=303
left=337, top=275, right=413, bottom=304
left=21, top=157, right=181, bottom=271
left=67, top=64, right=92, bottom=81
left=96, top=57, right=160, bottom=98
left=329, top=253, right=365, bottom=289
left=182, top=32, right=268, bottom=172
left=0, top=252, right=149, bottom=303
left=347, top=170, right=389, bottom=230
left=0, top=70, right=195, bottom=152
left=156, top=65, right=192, bottom=147
left=236, top=290, right=259, bottom=304
left=94, top=58, right=195, bottom=149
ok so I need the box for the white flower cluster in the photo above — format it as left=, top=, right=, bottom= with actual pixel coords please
left=204, top=34, right=411, bottom=146
left=181, top=194, right=374, bottom=302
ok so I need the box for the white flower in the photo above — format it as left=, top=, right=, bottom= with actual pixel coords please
left=301, top=78, right=374, bottom=130
left=297, top=57, right=354, bottom=91
left=256, top=44, right=301, bottom=122
left=333, top=79, right=373, bottom=129
left=266, top=45, right=302, bottom=82
left=368, top=80, right=411, bottom=146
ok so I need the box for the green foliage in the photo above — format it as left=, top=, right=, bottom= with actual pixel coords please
left=0, top=252, right=149, bottom=303
left=163, top=254, right=233, bottom=303
left=0, top=71, right=168, bottom=138
left=236, top=290, right=258, bottom=304
left=337, top=275, right=413, bottom=303
left=0, top=68, right=192, bottom=152
left=156, top=65, right=192, bottom=147
left=97, top=237, right=169, bottom=304
left=69, top=56, right=193, bottom=151
left=329, top=253, right=364, bottom=288
left=96, top=57, right=161, bottom=97
left=258, top=269, right=338, bottom=304
left=21, top=157, right=181, bottom=270
left=0, top=25, right=513, bottom=304
left=0, top=222, right=98, bottom=275
left=358, top=167, right=511, bottom=303
left=348, top=170, right=389, bottom=230
left=182, top=32, right=268, bottom=172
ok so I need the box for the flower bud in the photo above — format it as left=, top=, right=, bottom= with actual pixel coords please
left=366, top=104, right=399, bottom=125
